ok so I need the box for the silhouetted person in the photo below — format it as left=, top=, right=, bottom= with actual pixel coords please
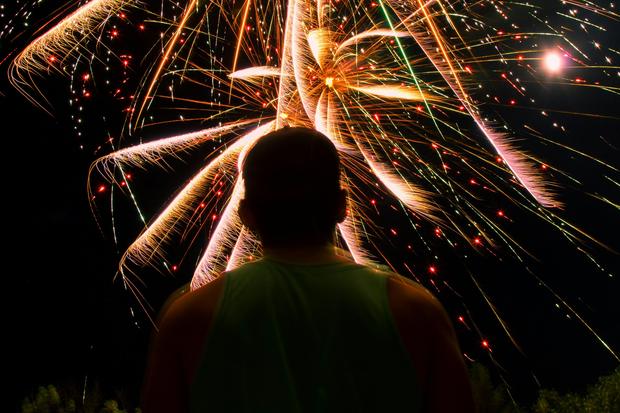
left=143, top=127, right=475, bottom=413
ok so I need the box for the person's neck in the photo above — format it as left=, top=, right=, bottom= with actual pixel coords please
left=262, top=243, right=353, bottom=265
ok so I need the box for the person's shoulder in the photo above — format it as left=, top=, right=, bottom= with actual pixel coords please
left=386, top=273, right=432, bottom=298
left=158, top=275, right=227, bottom=332
left=385, top=273, right=449, bottom=328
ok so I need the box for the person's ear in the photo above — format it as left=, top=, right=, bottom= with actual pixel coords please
left=239, top=198, right=257, bottom=231
left=335, top=189, right=348, bottom=223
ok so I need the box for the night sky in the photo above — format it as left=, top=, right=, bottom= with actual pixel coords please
left=3, top=1, right=619, bottom=411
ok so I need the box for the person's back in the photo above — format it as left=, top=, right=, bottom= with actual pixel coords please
left=191, top=257, right=422, bottom=412
left=142, top=127, right=475, bottom=412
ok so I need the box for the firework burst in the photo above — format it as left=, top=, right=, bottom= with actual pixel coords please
left=8, top=0, right=620, bottom=378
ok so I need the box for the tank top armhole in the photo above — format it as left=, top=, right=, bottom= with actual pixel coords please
left=381, top=273, right=422, bottom=385
left=204, top=272, right=231, bottom=352
left=212, top=272, right=231, bottom=329
left=381, top=274, right=411, bottom=361
left=189, top=272, right=231, bottom=411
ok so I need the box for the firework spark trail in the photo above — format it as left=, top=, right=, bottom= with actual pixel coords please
left=353, top=138, right=437, bottom=217
left=313, top=86, right=378, bottom=265
left=90, top=121, right=256, bottom=180
left=275, top=0, right=300, bottom=127
left=229, top=66, right=283, bottom=81
left=131, top=0, right=200, bottom=130
left=9, top=0, right=132, bottom=105
left=191, top=178, right=245, bottom=288
left=87, top=121, right=257, bottom=234
left=385, top=0, right=558, bottom=208
left=118, top=121, right=274, bottom=276
left=288, top=1, right=439, bottom=218
left=336, top=30, right=410, bottom=53
left=226, top=227, right=262, bottom=271
left=191, top=121, right=275, bottom=288
left=229, top=0, right=253, bottom=98
left=338, top=217, right=374, bottom=264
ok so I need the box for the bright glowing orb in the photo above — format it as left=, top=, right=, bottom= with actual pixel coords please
left=544, top=51, right=563, bottom=73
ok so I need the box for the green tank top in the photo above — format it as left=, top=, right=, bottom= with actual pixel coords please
left=190, top=257, right=421, bottom=412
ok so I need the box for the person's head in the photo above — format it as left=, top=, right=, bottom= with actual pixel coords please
left=239, top=127, right=347, bottom=248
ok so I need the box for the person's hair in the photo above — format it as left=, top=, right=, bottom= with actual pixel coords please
left=241, top=126, right=343, bottom=247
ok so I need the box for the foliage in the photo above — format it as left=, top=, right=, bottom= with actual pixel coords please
left=469, top=363, right=620, bottom=413
left=532, top=366, right=620, bottom=413
left=470, top=363, right=523, bottom=413
left=20, top=384, right=140, bottom=413
left=20, top=365, right=619, bottom=413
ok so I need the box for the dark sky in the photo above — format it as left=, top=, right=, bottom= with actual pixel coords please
left=3, top=1, right=619, bottom=411
left=5, top=87, right=146, bottom=407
